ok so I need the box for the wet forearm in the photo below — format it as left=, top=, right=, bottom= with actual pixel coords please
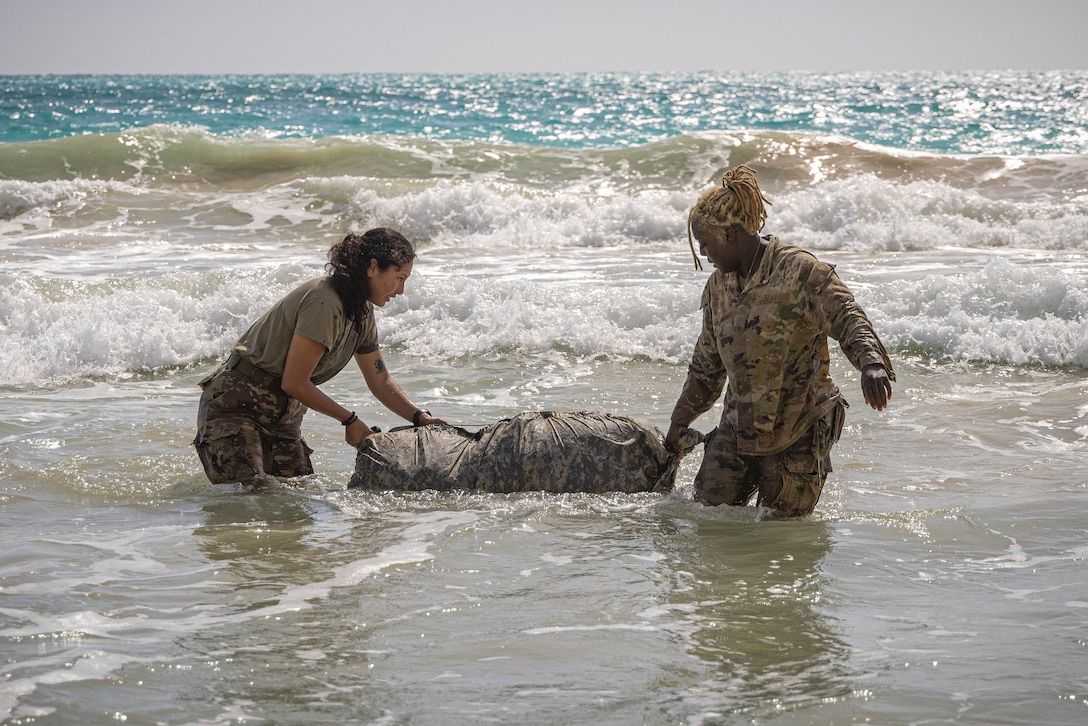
left=367, top=372, right=420, bottom=422
left=670, top=371, right=722, bottom=427
left=281, top=378, right=353, bottom=423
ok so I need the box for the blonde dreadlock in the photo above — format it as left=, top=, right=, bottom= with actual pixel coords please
left=686, top=165, right=771, bottom=270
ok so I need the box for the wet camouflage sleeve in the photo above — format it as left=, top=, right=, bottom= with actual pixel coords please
left=670, top=281, right=728, bottom=428
left=807, top=265, right=896, bottom=378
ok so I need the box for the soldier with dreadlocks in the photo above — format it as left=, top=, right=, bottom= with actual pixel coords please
left=194, top=228, right=447, bottom=487
left=666, top=166, right=894, bottom=516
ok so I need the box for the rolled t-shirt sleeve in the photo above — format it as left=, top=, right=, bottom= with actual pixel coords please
left=354, top=311, right=379, bottom=355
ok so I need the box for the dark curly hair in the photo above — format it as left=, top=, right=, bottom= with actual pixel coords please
left=326, top=228, right=416, bottom=332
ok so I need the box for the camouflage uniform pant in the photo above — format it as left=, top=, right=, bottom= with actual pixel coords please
left=193, top=368, right=313, bottom=485
left=694, top=400, right=846, bottom=517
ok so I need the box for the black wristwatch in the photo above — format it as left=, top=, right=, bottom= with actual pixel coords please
left=412, top=409, right=430, bottom=427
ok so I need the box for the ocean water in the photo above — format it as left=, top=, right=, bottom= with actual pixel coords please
left=1, top=71, right=1087, bottom=725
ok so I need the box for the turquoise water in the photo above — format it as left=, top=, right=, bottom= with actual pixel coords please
left=3, top=71, right=1087, bottom=154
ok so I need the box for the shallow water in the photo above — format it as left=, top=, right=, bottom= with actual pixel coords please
left=3, top=348, right=1087, bottom=724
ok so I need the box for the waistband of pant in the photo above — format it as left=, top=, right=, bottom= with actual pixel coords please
left=225, top=352, right=283, bottom=392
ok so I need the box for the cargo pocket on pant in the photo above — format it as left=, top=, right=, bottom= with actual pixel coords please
left=194, top=420, right=264, bottom=485
left=769, top=449, right=825, bottom=517
left=264, top=435, right=315, bottom=479
left=812, top=396, right=847, bottom=476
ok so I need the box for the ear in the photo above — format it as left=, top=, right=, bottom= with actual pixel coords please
left=367, top=258, right=380, bottom=277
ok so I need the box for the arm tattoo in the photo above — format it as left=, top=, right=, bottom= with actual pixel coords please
left=374, top=358, right=386, bottom=374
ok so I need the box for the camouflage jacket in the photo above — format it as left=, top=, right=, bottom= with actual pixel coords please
left=671, top=236, right=894, bottom=455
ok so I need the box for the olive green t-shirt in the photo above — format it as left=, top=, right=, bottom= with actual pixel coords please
left=233, top=278, right=379, bottom=385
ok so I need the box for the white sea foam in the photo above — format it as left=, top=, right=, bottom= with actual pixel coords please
left=3, top=240, right=1086, bottom=387
left=2, top=132, right=1086, bottom=386
left=774, top=174, right=1088, bottom=252
left=873, top=259, right=1088, bottom=366
left=0, top=267, right=306, bottom=385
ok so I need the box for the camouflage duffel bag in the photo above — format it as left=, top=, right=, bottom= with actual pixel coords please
left=348, top=410, right=703, bottom=494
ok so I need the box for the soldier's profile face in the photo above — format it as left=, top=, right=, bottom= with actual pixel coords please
left=691, top=221, right=737, bottom=273
left=367, top=259, right=414, bottom=307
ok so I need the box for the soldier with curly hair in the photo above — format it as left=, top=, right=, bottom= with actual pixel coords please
left=194, top=227, right=446, bottom=486
left=666, top=166, right=894, bottom=516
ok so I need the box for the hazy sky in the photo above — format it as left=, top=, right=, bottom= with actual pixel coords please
left=2, top=0, right=1084, bottom=75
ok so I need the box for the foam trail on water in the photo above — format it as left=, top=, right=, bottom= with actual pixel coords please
left=0, top=509, right=476, bottom=721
